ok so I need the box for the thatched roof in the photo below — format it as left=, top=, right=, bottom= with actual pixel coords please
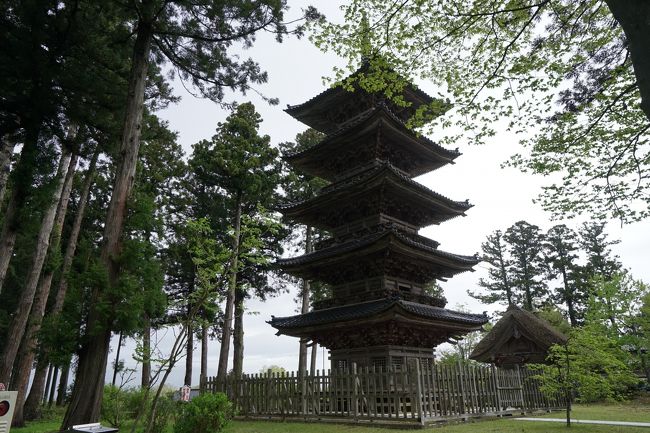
left=469, top=305, right=568, bottom=364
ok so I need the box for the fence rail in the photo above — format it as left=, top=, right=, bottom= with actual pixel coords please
left=202, top=362, right=564, bottom=425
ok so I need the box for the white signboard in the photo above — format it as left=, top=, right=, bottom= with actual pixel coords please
left=0, top=391, right=17, bottom=433
left=181, top=385, right=191, bottom=402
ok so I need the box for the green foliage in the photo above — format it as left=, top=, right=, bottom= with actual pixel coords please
left=149, top=393, right=180, bottom=433
left=174, top=393, right=233, bottom=433
left=536, top=305, right=572, bottom=336
left=536, top=326, right=638, bottom=403
left=312, top=1, right=650, bottom=221
left=101, top=385, right=149, bottom=427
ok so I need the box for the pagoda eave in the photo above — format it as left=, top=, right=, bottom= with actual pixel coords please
left=279, top=163, right=471, bottom=230
left=269, top=299, right=487, bottom=349
left=285, top=65, right=447, bottom=134
left=284, top=105, right=460, bottom=181
left=277, top=230, right=479, bottom=284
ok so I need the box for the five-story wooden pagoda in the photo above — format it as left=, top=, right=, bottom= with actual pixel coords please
left=270, top=68, right=488, bottom=370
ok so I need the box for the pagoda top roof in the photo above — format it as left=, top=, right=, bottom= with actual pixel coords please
left=285, top=64, right=446, bottom=133
left=279, top=161, right=472, bottom=229
left=469, top=305, right=568, bottom=363
left=284, top=103, right=461, bottom=180
left=269, top=297, right=488, bottom=330
left=277, top=227, right=479, bottom=270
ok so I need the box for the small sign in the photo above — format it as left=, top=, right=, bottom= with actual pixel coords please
left=0, top=391, right=17, bottom=433
left=181, top=385, right=191, bottom=402
left=70, top=423, right=118, bottom=433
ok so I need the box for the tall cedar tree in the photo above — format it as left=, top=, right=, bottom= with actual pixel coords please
left=504, top=221, right=548, bottom=311
left=278, top=129, right=327, bottom=375
left=544, top=225, right=583, bottom=327
left=470, top=230, right=514, bottom=308
left=188, top=102, right=280, bottom=383
left=313, top=1, right=650, bottom=221
left=579, top=222, right=622, bottom=279
left=62, top=1, right=321, bottom=426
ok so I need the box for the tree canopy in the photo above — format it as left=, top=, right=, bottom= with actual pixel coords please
left=312, top=1, right=650, bottom=222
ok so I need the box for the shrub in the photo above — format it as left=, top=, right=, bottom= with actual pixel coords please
left=149, top=393, right=181, bottom=433
left=101, top=385, right=149, bottom=427
left=174, top=393, right=233, bottom=433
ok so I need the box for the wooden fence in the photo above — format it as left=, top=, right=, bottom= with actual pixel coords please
left=202, top=362, right=564, bottom=426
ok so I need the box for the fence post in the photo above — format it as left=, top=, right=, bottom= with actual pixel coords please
left=457, top=360, right=467, bottom=417
left=515, top=364, right=525, bottom=412
left=352, top=362, right=359, bottom=420
left=414, top=359, right=424, bottom=425
left=300, top=368, right=307, bottom=416
left=491, top=364, right=502, bottom=414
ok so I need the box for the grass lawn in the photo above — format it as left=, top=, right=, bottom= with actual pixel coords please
left=13, top=399, right=650, bottom=433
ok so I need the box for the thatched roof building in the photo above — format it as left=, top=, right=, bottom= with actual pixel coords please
left=469, top=305, right=568, bottom=367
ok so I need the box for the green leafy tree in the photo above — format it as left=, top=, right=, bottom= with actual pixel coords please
left=233, top=209, right=288, bottom=379
left=312, top=1, right=650, bottom=221
left=535, top=325, right=638, bottom=427
left=587, top=271, right=650, bottom=381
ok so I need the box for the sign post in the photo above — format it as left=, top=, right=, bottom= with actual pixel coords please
left=0, top=388, right=18, bottom=433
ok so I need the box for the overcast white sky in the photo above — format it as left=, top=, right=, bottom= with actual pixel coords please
left=108, top=1, right=650, bottom=389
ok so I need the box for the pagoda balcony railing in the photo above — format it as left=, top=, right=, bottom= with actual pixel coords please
left=315, top=221, right=433, bottom=252
left=201, top=363, right=564, bottom=427
left=313, top=290, right=446, bottom=311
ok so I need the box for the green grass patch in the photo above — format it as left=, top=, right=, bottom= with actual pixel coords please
left=12, top=399, right=650, bottom=433
left=11, top=419, right=61, bottom=433
left=539, top=398, right=650, bottom=422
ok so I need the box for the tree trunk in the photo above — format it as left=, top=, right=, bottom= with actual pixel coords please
left=11, top=153, right=77, bottom=426
left=61, top=15, right=154, bottom=428
left=48, top=366, right=59, bottom=407
left=200, top=325, right=208, bottom=386
left=216, top=195, right=242, bottom=384
left=112, top=332, right=124, bottom=387
left=0, top=134, right=15, bottom=206
left=184, top=323, right=193, bottom=386
left=0, top=124, right=41, bottom=295
left=24, top=361, right=48, bottom=420
left=56, top=363, right=70, bottom=406
left=605, top=0, right=650, bottom=121
left=23, top=149, right=98, bottom=420
left=141, top=315, right=151, bottom=389
left=298, top=226, right=312, bottom=377
left=52, top=148, right=99, bottom=314
left=232, top=286, right=245, bottom=379
left=561, top=268, right=578, bottom=327
left=310, top=343, right=317, bottom=375
left=43, top=364, right=53, bottom=404
left=0, top=147, right=73, bottom=385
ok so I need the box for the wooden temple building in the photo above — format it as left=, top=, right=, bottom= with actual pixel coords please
left=269, top=69, right=489, bottom=370
left=469, top=305, right=568, bottom=368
